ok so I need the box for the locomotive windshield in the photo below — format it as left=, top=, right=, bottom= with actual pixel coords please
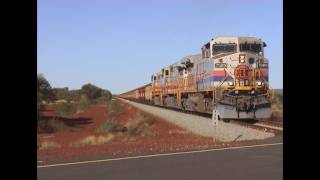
left=239, top=43, right=262, bottom=53
left=212, top=44, right=237, bottom=55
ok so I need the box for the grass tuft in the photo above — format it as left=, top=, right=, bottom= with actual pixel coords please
left=96, top=120, right=118, bottom=133
left=72, top=134, right=114, bottom=147
left=38, top=141, right=61, bottom=150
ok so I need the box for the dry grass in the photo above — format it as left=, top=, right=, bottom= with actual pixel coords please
left=107, top=100, right=123, bottom=117
left=72, top=134, right=114, bottom=147
left=271, top=91, right=283, bottom=121
left=38, top=141, right=61, bottom=150
left=96, top=120, right=118, bottom=133
left=55, top=102, right=78, bottom=116
left=126, top=112, right=157, bottom=137
left=98, top=102, right=157, bottom=138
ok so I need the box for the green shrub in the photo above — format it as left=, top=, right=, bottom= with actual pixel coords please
left=127, top=123, right=155, bottom=137
left=96, top=121, right=118, bottom=133
left=37, top=74, right=55, bottom=103
left=55, top=102, right=78, bottom=116
left=39, top=118, right=67, bottom=133
left=81, top=83, right=103, bottom=100
left=77, top=96, right=93, bottom=111
left=127, top=117, right=156, bottom=137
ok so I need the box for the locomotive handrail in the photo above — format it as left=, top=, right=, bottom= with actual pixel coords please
left=213, top=68, right=231, bottom=103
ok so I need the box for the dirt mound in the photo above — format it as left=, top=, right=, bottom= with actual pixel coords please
left=38, top=100, right=271, bottom=163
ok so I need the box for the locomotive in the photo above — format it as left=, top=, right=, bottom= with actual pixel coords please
left=120, top=36, right=271, bottom=121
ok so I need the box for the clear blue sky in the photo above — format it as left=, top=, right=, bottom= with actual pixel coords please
left=38, top=0, right=283, bottom=94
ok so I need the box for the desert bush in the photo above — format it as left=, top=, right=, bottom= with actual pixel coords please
left=81, top=83, right=103, bottom=100
left=127, top=123, right=155, bottom=137
left=37, top=74, right=55, bottom=123
left=69, top=90, right=82, bottom=101
left=77, top=96, right=93, bottom=111
left=96, top=121, right=118, bottom=133
left=126, top=113, right=156, bottom=137
left=100, top=90, right=112, bottom=101
left=38, top=118, right=67, bottom=133
left=55, top=102, right=78, bottom=116
left=37, top=74, right=55, bottom=103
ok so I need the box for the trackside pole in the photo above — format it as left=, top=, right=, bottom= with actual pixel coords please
left=212, top=108, right=218, bottom=141
left=212, top=107, right=218, bottom=126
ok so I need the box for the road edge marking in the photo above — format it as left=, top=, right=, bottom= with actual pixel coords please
left=38, top=142, right=283, bottom=168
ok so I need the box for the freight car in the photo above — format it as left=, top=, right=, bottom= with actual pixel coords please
left=120, top=83, right=152, bottom=103
left=120, top=36, right=271, bottom=121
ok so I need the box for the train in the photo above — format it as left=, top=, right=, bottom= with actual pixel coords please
left=119, top=36, right=271, bottom=121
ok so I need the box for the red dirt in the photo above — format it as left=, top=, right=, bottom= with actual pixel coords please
left=37, top=100, right=276, bottom=163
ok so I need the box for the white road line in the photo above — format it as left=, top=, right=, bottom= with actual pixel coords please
left=255, top=123, right=283, bottom=131
left=38, top=142, right=282, bottom=168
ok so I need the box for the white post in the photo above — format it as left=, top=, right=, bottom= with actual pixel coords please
left=212, top=107, right=218, bottom=126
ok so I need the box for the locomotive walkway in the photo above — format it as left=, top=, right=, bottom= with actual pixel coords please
left=119, top=98, right=274, bottom=142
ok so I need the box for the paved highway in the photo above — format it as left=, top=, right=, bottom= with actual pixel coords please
left=38, top=143, right=282, bottom=180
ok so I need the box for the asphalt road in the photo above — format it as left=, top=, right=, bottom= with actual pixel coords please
left=38, top=143, right=282, bottom=180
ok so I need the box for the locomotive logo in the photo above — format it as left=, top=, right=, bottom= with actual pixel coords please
left=234, top=65, right=252, bottom=81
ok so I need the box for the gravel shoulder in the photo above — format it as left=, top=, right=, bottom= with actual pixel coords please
left=119, top=98, right=275, bottom=142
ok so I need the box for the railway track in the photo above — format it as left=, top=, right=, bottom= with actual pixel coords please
left=118, top=98, right=283, bottom=133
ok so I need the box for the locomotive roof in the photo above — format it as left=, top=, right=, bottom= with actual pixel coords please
left=156, top=36, right=264, bottom=74
left=178, top=54, right=202, bottom=64
left=156, top=54, right=202, bottom=74
left=212, top=36, right=263, bottom=44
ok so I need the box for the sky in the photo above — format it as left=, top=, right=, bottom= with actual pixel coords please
left=38, top=0, right=283, bottom=94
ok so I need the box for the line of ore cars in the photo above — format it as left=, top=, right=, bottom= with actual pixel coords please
left=120, top=36, right=272, bottom=120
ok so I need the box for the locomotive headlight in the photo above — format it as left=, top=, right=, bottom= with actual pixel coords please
left=235, top=90, right=239, bottom=94
left=251, top=90, right=255, bottom=94
left=239, top=55, right=246, bottom=63
left=257, top=81, right=262, bottom=86
left=228, top=81, right=234, bottom=86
